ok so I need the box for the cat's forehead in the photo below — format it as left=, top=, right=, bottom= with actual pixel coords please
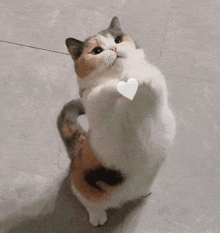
left=97, top=33, right=115, bottom=45
left=85, top=33, right=115, bottom=48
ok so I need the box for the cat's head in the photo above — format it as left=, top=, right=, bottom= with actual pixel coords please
left=66, top=17, right=139, bottom=81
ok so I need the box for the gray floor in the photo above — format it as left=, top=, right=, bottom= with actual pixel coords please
left=1, top=0, right=220, bottom=232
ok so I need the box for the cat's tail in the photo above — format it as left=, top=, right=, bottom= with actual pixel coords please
left=57, top=99, right=87, bottom=160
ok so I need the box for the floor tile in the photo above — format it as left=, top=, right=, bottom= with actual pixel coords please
left=1, top=173, right=123, bottom=233
left=159, top=0, right=220, bottom=81
left=0, top=42, right=77, bottom=219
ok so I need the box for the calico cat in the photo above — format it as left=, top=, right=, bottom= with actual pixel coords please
left=58, top=17, right=176, bottom=227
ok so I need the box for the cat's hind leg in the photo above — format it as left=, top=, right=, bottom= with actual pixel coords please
left=87, top=207, right=107, bottom=227
left=71, top=184, right=108, bottom=227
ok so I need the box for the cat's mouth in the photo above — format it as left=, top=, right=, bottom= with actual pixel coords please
left=111, top=56, right=121, bottom=66
left=113, top=55, right=124, bottom=63
left=116, top=55, right=123, bottom=59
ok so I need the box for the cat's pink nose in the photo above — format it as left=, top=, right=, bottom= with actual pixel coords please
left=110, top=46, right=117, bottom=52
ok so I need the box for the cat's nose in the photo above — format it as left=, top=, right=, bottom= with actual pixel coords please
left=110, top=46, right=117, bottom=52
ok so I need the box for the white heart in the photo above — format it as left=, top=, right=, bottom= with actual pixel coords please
left=117, top=78, right=138, bottom=100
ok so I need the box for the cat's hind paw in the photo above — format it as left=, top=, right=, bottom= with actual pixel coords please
left=88, top=210, right=107, bottom=227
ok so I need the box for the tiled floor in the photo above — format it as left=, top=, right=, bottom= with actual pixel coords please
left=1, top=0, right=220, bottom=232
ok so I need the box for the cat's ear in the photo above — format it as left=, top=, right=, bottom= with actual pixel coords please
left=66, top=38, right=83, bottom=60
left=108, top=17, right=122, bottom=32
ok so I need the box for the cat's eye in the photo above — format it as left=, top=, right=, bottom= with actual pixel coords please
left=92, top=47, right=103, bottom=55
left=115, top=36, right=123, bottom=44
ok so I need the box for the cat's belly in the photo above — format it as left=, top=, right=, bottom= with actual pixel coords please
left=91, top=121, right=165, bottom=163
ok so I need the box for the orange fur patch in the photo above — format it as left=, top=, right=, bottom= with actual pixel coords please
left=61, top=121, right=76, bottom=138
left=123, top=35, right=135, bottom=44
left=71, top=134, right=116, bottom=202
left=85, top=36, right=102, bottom=52
left=61, top=120, right=86, bottom=156
left=76, top=56, right=96, bottom=78
left=76, top=36, right=102, bottom=79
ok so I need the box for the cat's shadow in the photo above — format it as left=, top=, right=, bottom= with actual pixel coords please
left=2, top=170, right=149, bottom=233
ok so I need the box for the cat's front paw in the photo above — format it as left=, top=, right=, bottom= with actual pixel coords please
left=137, top=79, right=153, bottom=95
left=88, top=210, right=107, bottom=227
left=138, top=75, right=166, bottom=95
left=137, top=76, right=165, bottom=99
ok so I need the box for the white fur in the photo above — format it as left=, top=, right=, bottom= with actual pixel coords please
left=73, top=35, right=176, bottom=226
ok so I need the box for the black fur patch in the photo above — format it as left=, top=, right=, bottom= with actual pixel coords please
left=84, top=166, right=125, bottom=192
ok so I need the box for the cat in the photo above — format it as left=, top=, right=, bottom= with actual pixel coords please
left=58, top=16, right=176, bottom=227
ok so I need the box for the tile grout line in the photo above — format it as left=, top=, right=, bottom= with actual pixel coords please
left=158, top=0, right=174, bottom=65
left=0, top=39, right=69, bottom=55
